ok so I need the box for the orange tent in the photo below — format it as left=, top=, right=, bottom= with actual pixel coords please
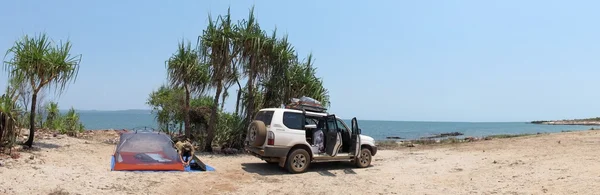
left=112, top=131, right=184, bottom=171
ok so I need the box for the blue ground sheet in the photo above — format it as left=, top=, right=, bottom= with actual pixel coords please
left=110, top=156, right=215, bottom=172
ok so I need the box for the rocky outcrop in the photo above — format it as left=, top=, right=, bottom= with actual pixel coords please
left=531, top=118, right=600, bottom=126
left=421, top=132, right=464, bottom=139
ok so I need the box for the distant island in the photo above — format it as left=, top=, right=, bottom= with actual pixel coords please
left=531, top=117, right=600, bottom=126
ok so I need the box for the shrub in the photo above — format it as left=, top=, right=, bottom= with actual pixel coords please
left=214, top=112, right=245, bottom=149
left=375, top=140, right=400, bottom=150
left=59, top=108, right=85, bottom=136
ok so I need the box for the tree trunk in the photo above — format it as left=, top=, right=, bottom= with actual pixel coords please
left=24, top=92, right=37, bottom=147
left=179, top=122, right=183, bottom=136
left=205, top=81, right=223, bottom=152
left=0, top=113, right=5, bottom=144
left=183, top=85, right=191, bottom=139
left=234, top=79, right=242, bottom=116
left=245, top=71, right=256, bottom=125
left=234, top=89, right=242, bottom=116
left=220, top=88, right=228, bottom=111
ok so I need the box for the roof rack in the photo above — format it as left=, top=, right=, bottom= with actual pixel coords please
left=286, top=103, right=328, bottom=113
left=285, top=96, right=328, bottom=113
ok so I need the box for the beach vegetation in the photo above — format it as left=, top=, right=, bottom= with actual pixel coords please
left=147, top=6, right=329, bottom=152
left=0, top=86, right=20, bottom=153
left=165, top=40, right=210, bottom=140
left=3, top=33, right=81, bottom=147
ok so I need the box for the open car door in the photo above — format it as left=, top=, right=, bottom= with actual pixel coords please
left=324, top=115, right=342, bottom=157
left=350, top=117, right=361, bottom=156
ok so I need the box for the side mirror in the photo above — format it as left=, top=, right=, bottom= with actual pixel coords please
left=358, top=128, right=362, bottom=134
left=305, top=124, right=317, bottom=129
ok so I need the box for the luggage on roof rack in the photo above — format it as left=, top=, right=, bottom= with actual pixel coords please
left=286, top=96, right=327, bottom=113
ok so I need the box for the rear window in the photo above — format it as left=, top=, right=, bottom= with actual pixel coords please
left=254, top=111, right=274, bottom=125
left=283, top=112, right=304, bottom=130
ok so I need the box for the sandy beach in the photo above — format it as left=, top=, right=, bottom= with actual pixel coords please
left=2, top=130, right=600, bottom=195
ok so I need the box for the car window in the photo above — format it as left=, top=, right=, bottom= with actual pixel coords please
left=326, top=118, right=338, bottom=132
left=336, top=119, right=350, bottom=133
left=283, top=112, right=304, bottom=130
left=254, top=111, right=274, bottom=125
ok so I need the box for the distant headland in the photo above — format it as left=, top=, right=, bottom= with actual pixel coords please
left=531, top=117, right=600, bottom=126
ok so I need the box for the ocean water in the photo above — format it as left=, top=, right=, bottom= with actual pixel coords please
left=77, top=110, right=600, bottom=140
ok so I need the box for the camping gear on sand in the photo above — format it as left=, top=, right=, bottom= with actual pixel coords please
left=189, top=155, right=207, bottom=171
left=312, top=129, right=324, bottom=154
left=111, top=131, right=214, bottom=172
left=285, top=96, right=326, bottom=113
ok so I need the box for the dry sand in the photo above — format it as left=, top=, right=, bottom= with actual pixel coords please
left=2, top=130, right=600, bottom=195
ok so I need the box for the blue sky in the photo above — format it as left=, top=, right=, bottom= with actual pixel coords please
left=1, top=0, right=600, bottom=122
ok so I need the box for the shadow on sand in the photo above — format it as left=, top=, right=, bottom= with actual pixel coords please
left=241, top=161, right=370, bottom=176
left=33, top=142, right=61, bottom=149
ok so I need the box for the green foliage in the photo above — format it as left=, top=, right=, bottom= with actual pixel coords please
left=0, top=93, right=20, bottom=151
left=44, top=102, right=60, bottom=127
left=190, top=96, right=215, bottom=108
left=214, top=112, right=245, bottom=149
left=149, top=6, right=331, bottom=151
left=60, top=107, right=85, bottom=136
left=147, top=85, right=185, bottom=134
left=3, top=32, right=81, bottom=147
left=285, top=54, right=330, bottom=107
left=166, top=40, right=210, bottom=94
left=35, top=102, right=85, bottom=136
left=165, top=40, right=211, bottom=138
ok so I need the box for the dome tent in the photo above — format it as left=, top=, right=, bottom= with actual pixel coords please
left=112, top=131, right=184, bottom=171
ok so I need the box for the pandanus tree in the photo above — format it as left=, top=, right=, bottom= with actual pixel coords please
left=199, top=9, right=239, bottom=151
left=165, top=40, right=209, bottom=138
left=286, top=53, right=330, bottom=107
left=3, top=33, right=81, bottom=147
left=0, top=81, right=21, bottom=149
left=237, top=7, right=270, bottom=124
left=262, top=32, right=296, bottom=108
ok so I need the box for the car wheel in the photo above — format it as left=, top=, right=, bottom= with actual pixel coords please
left=285, top=149, right=310, bottom=174
left=355, top=148, right=372, bottom=168
left=248, top=121, right=267, bottom=147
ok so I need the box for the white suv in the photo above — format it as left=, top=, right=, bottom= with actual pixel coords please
left=244, top=107, right=378, bottom=174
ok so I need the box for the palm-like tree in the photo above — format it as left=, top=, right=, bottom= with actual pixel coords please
left=286, top=54, right=330, bottom=107
left=45, top=102, right=59, bottom=126
left=63, top=107, right=82, bottom=136
left=262, top=33, right=297, bottom=108
left=3, top=33, right=81, bottom=147
left=237, top=7, right=270, bottom=124
left=199, top=8, right=239, bottom=152
left=1, top=85, right=21, bottom=149
left=166, top=40, right=208, bottom=138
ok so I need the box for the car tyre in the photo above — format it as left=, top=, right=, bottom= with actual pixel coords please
left=355, top=148, right=372, bottom=168
left=285, top=149, right=310, bottom=174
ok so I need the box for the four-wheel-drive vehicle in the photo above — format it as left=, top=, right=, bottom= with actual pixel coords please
left=244, top=106, right=377, bottom=174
